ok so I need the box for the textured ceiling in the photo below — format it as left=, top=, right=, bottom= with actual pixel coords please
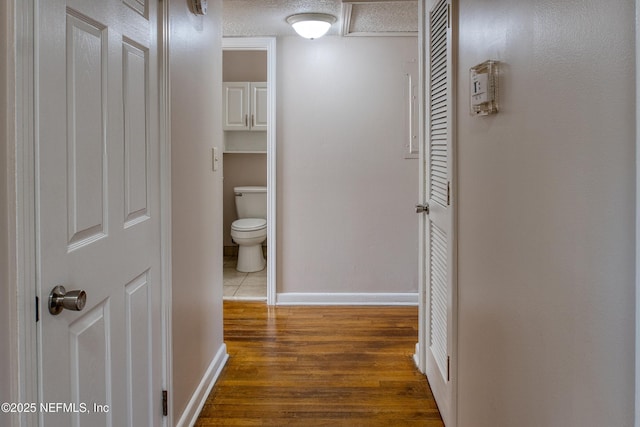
left=348, top=2, right=417, bottom=34
left=222, top=0, right=418, bottom=37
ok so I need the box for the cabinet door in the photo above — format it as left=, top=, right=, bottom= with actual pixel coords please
left=250, top=82, right=268, bottom=131
left=223, top=82, right=250, bottom=130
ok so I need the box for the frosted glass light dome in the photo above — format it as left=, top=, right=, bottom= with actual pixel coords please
left=286, top=13, right=337, bottom=39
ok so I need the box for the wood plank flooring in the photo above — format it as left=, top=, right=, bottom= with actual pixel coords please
left=195, top=301, right=444, bottom=426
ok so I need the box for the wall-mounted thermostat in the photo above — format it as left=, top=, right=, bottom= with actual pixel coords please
left=190, top=0, right=207, bottom=15
left=470, top=60, right=499, bottom=116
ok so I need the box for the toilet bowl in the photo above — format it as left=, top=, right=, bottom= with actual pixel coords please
left=232, top=186, right=267, bottom=272
left=231, top=218, right=267, bottom=272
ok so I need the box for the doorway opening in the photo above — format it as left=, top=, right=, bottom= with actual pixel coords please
left=221, top=38, right=276, bottom=305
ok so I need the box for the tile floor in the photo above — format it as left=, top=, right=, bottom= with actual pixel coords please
left=223, top=255, right=267, bottom=300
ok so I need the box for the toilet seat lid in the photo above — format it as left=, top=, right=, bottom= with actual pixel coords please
left=232, top=218, right=267, bottom=232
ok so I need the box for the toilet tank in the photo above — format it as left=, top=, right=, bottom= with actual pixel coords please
left=234, top=186, right=267, bottom=219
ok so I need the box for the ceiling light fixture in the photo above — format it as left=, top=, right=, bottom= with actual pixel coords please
left=286, top=13, right=337, bottom=39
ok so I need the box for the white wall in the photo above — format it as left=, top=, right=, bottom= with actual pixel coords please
left=277, top=36, right=419, bottom=295
left=455, top=1, right=635, bottom=426
left=168, top=2, right=225, bottom=424
left=223, top=50, right=267, bottom=82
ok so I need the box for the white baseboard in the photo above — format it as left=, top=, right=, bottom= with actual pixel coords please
left=175, top=344, right=229, bottom=427
left=276, top=292, right=418, bottom=306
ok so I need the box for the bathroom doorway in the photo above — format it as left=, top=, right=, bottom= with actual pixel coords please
left=221, top=38, right=276, bottom=304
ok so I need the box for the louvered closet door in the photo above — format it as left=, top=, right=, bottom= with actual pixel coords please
left=424, top=0, right=456, bottom=425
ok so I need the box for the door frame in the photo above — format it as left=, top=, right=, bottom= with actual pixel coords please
left=11, top=0, right=39, bottom=425
left=11, top=0, right=172, bottom=425
left=221, top=37, right=277, bottom=306
left=159, top=0, right=172, bottom=423
left=635, top=1, right=640, bottom=425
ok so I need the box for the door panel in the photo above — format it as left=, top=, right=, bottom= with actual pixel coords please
left=251, top=82, right=268, bottom=131
left=124, top=271, right=153, bottom=426
left=36, top=0, right=161, bottom=425
left=123, top=0, right=147, bottom=18
left=429, top=221, right=448, bottom=379
left=223, top=83, right=250, bottom=130
left=69, top=301, right=112, bottom=426
left=123, top=39, right=151, bottom=227
left=66, top=10, right=108, bottom=249
left=422, top=0, right=456, bottom=425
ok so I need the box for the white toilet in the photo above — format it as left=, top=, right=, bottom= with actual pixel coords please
left=231, top=186, right=267, bottom=272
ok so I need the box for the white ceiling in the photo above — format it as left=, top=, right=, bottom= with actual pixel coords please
left=222, top=0, right=418, bottom=38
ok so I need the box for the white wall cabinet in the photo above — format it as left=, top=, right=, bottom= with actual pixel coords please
left=223, top=82, right=267, bottom=131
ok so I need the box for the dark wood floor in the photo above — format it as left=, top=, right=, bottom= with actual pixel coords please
left=195, top=301, right=444, bottom=426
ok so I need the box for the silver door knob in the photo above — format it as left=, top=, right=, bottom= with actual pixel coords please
left=416, top=203, right=429, bottom=214
left=49, top=285, right=87, bottom=315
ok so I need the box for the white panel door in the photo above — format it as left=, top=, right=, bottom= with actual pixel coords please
left=421, top=0, right=456, bottom=425
left=223, top=82, right=250, bottom=130
left=36, top=0, right=162, bottom=425
left=250, top=82, right=268, bottom=131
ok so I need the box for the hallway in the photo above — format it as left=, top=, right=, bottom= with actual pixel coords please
left=195, top=301, right=444, bottom=426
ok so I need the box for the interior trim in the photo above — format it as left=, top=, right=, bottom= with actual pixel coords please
left=159, top=0, right=172, bottom=424
left=635, top=0, right=640, bottom=424
left=276, top=292, right=419, bottom=306
left=15, top=0, right=39, bottom=424
left=174, top=344, right=229, bottom=427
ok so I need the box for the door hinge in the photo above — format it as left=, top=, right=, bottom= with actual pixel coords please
left=162, top=390, right=168, bottom=416
left=447, top=356, right=451, bottom=381
left=35, top=296, right=39, bottom=322
left=447, top=181, right=451, bottom=206
left=447, top=4, right=451, bottom=28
